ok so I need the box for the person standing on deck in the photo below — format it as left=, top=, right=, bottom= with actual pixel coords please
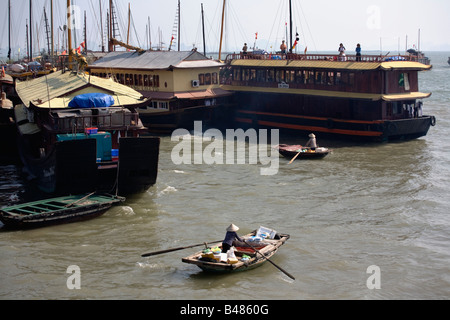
left=222, top=224, right=243, bottom=253
left=280, top=40, right=287, bottom=54
left=338, top=43, right=346, bottom=61
left=305, top=133, right=317, bottom=151
left=356, top=44, right=362, bottom=61
left=242, top=43, right=248, bottom=55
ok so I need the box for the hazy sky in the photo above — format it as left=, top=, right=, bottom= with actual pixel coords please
left=1, top=0, right=449, bottom=59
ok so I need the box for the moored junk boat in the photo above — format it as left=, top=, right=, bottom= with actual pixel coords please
left=0, top=71, right=19, bottom=164
left=88, top=49, right=234, bottom=133
left=222, top=53, right=436, bottom=142
left=14, top=69, right=160, bottom=196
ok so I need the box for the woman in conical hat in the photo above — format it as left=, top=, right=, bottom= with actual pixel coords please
left=305, top=133, right=317, bottom=150
left=222, top=224, right=243, bottom=253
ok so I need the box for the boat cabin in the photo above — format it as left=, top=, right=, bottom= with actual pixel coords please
left=88, top=50, right=233, bottom=132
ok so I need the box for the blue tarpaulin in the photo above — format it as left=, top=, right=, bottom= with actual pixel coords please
left=68, top=93, right=115, bottom=108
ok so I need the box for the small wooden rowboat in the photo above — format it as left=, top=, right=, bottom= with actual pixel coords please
left=275, top=144, right=331, bottom=160
left=181, top=230, right=290, bottom=273
left=0, top=193, right=125, bottom=229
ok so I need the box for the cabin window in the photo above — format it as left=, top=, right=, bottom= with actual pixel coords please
left=295, top=70, right=304, bottom=84
left=268, top=69, right=275, bottom=82
left=233, top=69, right=240, bottom=81
left=348, top=73, right=355, bottom=86
left=335, top=72, right=342, bottom=85
left=151, top=101, right=169, bottom=109
left=316, top=71, right=326, bottom=85
left=399, top=73, right=410, bottom=91
left=212, top=72, right=218, bottom=84
left=286, top=70, right=295, bottom=83
left=199, top=74, right=205, bottom=85
left=256, top=69, right=265, bottom=82
left=307, top=71, right=315, bottom=84
left=249, top=69, right=257, bottom=82
left=205, top=73, right=212, bottom=85
left=327, top=72, right=334, bottom=85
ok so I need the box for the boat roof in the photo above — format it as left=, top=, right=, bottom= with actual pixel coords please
left=89, top=50, right=224, bottom=71
left=230, top=59, right=432, bottom=71
left=15, top=70, right=146, bottom=109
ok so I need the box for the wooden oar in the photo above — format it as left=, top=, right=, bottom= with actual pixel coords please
left=289, top=151, right=302, bottom=164
left=289, top=152, right=301, bottom=164
left=141, top=240, right=223, bottom=257
left=244, top=239, right=295, bottom=280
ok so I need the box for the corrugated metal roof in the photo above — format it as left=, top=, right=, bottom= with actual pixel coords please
left=16, top=70, right=146, bottom=109
left=90, top=50, right=223, bottom=70
left=231, top=59, right=431, bottom=71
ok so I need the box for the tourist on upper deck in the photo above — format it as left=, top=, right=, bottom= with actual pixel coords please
left=356, top=44, right=362, bottom=61
left=338, top=43, right=346, bottom=61
left=242, top=43, right=248, bottom=55
left=305, top=133, right=317, bottom=151
left=280, top=40, right=287, bottom=54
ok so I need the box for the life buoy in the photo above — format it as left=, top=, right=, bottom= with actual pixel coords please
left=430, top=116, right=436, bottom=127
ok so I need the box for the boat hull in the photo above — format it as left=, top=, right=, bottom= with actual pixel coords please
left=234, top=109, right=435, bottom=142
left=276, top=145, right=331, bottom=160
left=18, top=134, right=160, bottom=196
left=0, top=194, right=124, bottom=229
left=182, top=232, right=290, bottom=274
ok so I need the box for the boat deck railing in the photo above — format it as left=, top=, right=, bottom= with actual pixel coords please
left=225, top=52, right=419, bottom=64
left=49, top=109, right=142, bottom=133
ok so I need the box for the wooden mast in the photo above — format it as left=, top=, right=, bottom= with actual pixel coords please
left=218, top=0, right=226, bottom=61
left=67, top=0, right=73, bottom=68
left=289, top=0, right=293, bottom=53
left=7, top=0, right=11, bottom=61
left=127, top=3, right=131, bottom=48
left=29, top=0, right=32, bottom=61
left=108, top=0, right=113, bottom=52
left=201, top=3, right=206, bottom=56
left=178, top=0, right=180, bottom=51
left=51, top=0, right=54, bottom=58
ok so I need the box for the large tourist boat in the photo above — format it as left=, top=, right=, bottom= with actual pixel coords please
left=222, top=52, right=435, bottom=142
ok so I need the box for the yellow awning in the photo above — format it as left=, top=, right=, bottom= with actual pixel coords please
left=380, top=61, right=432, bottom=71
left=221, top=85, right=382, bottom=100
left=382, top=92, right=432, bottom=101
left=231, top=59, right=431, bottom=71
left=222, top=85, right=432, bottom=101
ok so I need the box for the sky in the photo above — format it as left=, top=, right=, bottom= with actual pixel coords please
left=1, top=0, right=450, bottom=60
